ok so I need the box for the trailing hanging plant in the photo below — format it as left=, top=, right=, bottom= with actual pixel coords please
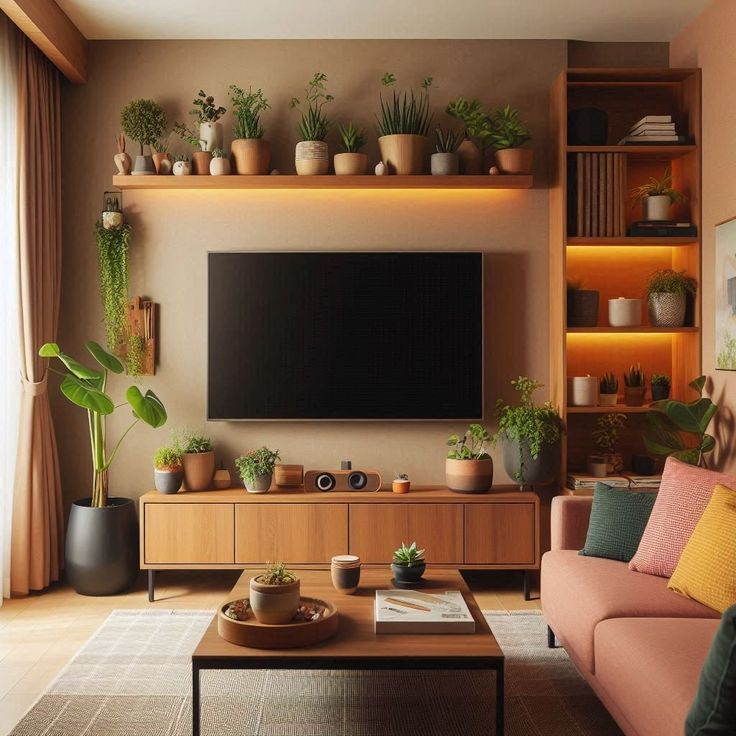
left=290, top=72, right=334, bottom=141
left=377, top=73, right=433, bottom=137
left=95, top=221, right=131, bottom=356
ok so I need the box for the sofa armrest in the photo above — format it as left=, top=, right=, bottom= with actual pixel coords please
left=551, top=495, right=593, bottom=550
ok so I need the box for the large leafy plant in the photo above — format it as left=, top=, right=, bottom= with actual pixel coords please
left=644, top=376, right=718, bottom=466
left=235, top=446, right=281, bottom=484
left=489, top=105, right=531, bottom=150
left=290, top=72, right=334, bottom=141
left=446, top=97, right=493, bottom=153
left=447, top=424, right=491, bottom=460
left=229, top=84, right=270, bottom=139
left=39, top=341, right=167, bottom=508
left=120, top=99, right=167, bottom=155
left=377, top=73, right=433, bottom=137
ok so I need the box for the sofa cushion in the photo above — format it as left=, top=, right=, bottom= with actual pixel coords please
left=541, top=549, right=719, bottom=673
left=580, top=482, right=657, bottom=562
left=595, top=617, right=719, bottom=736
left=669, top=484, right=736, bottom=613
left=629, top=457, right=736, bottom=578
left=686, top=604, right=736, bottom=735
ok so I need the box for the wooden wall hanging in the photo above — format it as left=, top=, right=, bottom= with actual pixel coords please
left=127, top=296, right=157, bottom=375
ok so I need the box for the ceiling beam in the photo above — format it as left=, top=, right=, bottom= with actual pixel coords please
left=0, top=0, right=87, bottom=83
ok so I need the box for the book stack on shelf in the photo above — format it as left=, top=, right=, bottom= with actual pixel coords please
left=627, top=220, right=698, bottom=238
left=572, top=153, right=627, bottom=236
left=617, top=115, right=686, bottom=145
left=567, top=471, right=663, bottom=495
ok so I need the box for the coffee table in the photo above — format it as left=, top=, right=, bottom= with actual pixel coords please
left=192, top=568, right=504, bottom=735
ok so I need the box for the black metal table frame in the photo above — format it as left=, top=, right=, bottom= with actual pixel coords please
left=192, top=655, right=504, bottom=736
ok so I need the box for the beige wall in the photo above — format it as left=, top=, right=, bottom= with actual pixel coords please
left=671, top=1, right=736, bottom=473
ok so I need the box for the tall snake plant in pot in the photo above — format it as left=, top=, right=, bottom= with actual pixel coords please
left=39, top=341, right=167, bottom=595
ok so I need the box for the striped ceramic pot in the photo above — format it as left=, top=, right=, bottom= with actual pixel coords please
left=295, top=141, right=328, bottom=175
left=649, top=292, right=686, bottom=327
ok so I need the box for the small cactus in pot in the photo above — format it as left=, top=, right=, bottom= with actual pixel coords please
left=599, top=372, right=619, bottom=406
left=651, top=373, right=671, bottom=401
left=624, top=364, right=646, bottom=407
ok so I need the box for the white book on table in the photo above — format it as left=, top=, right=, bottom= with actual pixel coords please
left=374, top=590, right=476, bottom=634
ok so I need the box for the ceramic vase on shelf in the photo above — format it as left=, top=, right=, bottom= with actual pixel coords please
left=199, top=121, right=223, bottom=152
left=192, top=151, right=212, bottom=175
left=172, top=159, right=191, bottom=176
left=334, top=152, right=367, bottom=176
left=210, top=156, right=230, bottom=176
left=152, top=152, right=172, bottom=175
left=231, top=138, right=270, bottom=175
left=649, top=293, right=686, bottom=327
left=568, top=375, right=598, bottom=406
left=608, top=297, right=641, bottom=327
left=494, top=147, right=533, bottom=175
left=456, top=138, right=483, bottom=174
left=295, top=141, right=329, bottom=175
left=587, top=455, right=608, bottom=478
left=377, top=134, right=428, bottom=175
left=567, top=289, right=599, bottom=327
left=431, top=152, right=459, bottom=175
left=642, top=195, right=671, bottom=221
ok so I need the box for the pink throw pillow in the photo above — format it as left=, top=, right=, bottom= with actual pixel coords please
left=628, top=457, right=736, bottom=578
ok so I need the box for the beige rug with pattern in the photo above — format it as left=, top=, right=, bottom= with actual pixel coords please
left=9, top=609, right=622, bottom=735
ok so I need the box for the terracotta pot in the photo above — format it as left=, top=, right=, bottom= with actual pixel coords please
left=231, top=138, right=270, bottom=175
left=377, top=134, right=428, bottom=175
left=445, top=457, right=493, bottom=494
left=334, top=152, right=367, bottom=176
left=642, top=194, right=671, bottom=221
left=249, top=576, right=300, bottom=624
left=209, top=156, right=231, bottom=176
left=172, top=160, right=191, bottom=176
left=392, top=479, right=410, bottom=494
left=295, top=141, right=329, bottom=175
left=598, top=392, right=618, bottom=407
left=192, top=151, right=212, bottom=175
left=182, top=451, right=215, bottom=491
left=495, top=148, right=534, bottom=175
left=152, top=152, right=171, bottom=175
left=457, top=139, right=483, bottom=174
left=199, top=121, right=223, bottom=152
left=213, top=469, right=231, bottom=489
left=431, top=152, right=459, bottom=175
left=649, top=293, right=686, bottom=327
left=624, top=386, right=646, bottom=407
left=114, top=152, right=132, bottom=175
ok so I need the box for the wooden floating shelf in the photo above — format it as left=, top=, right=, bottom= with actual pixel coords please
left=567, top=327, right=699, bottom=334
left=566, top=145, right=696, bottom=158
left=567, top=405, right=651, bottom=414
left=112, top=174, right=533, bottom=191
left=567, top=237, right=697, bottom=247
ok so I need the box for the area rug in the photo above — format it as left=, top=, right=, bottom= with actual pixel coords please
left=10, top=609, right=622, bottom=736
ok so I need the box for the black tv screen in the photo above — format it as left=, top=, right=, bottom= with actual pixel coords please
left=208, top=252, right=483, bottom=420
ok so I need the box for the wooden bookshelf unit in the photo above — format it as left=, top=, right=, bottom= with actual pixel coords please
left=549, top=67, right=702, bottom=483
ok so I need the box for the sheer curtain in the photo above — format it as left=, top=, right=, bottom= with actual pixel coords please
left=0, top=13, right=21, bottom=604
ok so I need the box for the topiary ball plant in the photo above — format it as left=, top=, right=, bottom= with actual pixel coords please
left=120, top=99, right=167, bottom=155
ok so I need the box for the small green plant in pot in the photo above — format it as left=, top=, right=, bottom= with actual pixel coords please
left=291, top=72, right=334, bottom=175
left=209, top=148, right=230, bottom=176
left=391, top=541, right=426, bottom=584
left=631, top=166, right=685, bottom=222
left=492, top=377, right=563, bottom=488
left=445, top=97, right=493, bottom=173
left=189, top=89, right=226, bottom=151
left=235, top=446, right=281, bottom=493
left=172, top=153, right=191, bottom=176
left=445, top=423, right=493, bottom=494
left=591, top=412, right=627, bottom=474
left=153, top=443, right=183, bottom=494
left=249, top=562, right=300, bottom=624
left=624, top=364, right=646, bottom=407
left=599, top=372, right=619, bottom=406
left=566, top=278, right=599, bottom=327
left=120, top=98, right=167, bottom=175
left=489, top=105, right=532, bottom=174
left=646, top=268, right=696, bottom=328
left=651, top=373, right=671, bottom=401
left=229, top=84, right=270, bottom=175
left=334, top=122, right=367, bottom=175
left=177, top=429, right=215, bottom=491
left=431, top=125, right=462, bottom=175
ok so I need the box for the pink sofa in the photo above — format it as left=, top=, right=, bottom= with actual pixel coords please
left=541, top=495, right=720, bottom=736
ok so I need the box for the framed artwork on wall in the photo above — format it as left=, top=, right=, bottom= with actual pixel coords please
left=715, top=216, right=736, bottom=370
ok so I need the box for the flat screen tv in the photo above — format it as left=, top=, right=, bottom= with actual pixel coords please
left=208, top=252, right=483, bottom=420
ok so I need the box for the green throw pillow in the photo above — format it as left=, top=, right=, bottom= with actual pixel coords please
left=579, top=482, right=657, bottom=562
left=686, top=604, right=736, bottom=735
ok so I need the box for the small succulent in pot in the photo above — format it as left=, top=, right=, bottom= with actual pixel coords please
left=592, top=412, right=627, bottom=473
left=235, top=446, right=281, bottom=493
left=249, top=561, right=300, bottom=624
left=209, top=147, right=231, bottom=176
left=391, top=541, right=426, bottom=584
left=153, top=444, right=183, bottom=494
left=624, top=363, right=646, bottom=407
left=172, top=153, right=191, bottom=176
left=599, top=372, right=619, bottom=406
left=646, top=268, right=697, bottom=328
left=177, top=429, right=215, bottom=490
left=431, top=125, right=462, bottom=175
left=650, top=373, right=671, bottom=401
left=392, top=472, right=410, bottom=494
left=334, top=122, right=367, bottom=175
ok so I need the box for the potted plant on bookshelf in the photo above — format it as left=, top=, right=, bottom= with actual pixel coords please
left=646, top=268, right=697, bottom=328
left=377, top=73, right=433, bottom=175
left=492, top=376, right=563, bottom=488
left=599, top=372, right=619, bottom=406
left=489, top=105, right=532, bottom=175
left=624, top=364, right=646, bottom=407
left=445, top=97, right=493, bottom=173
left=291, top=72, right=334, bottom=176
left=172, top=154, right=191, bottom=176
left=334, top=122, right=367, bottom=175
left=591, top=412, right=627, bottom=474
left=445, top=424, right=493, bottom=493
left=229, top=84, right=271, bottom=175
left=651, top=373, right=671, bottom=401
left=38, top=341, right=166, bottom=595
left=391, top=542, right=426, bottom=584
left=151, top=138, right=172, bottom=175
left=179, top=429, right=215, bottom=490
left=153, top=443, right=183, bottom=494
left=173, top=121, right=211, bottom=175
left=249, top=562, right=300, bottom=624
left=190, top=89, right=227, bottom=152
left=120, top=98, right=167, bottom=176
left=431, top=125, right=462, bottom=175
left=566, top=279, right=599, bottom=327
left=392, top=473, right=410, bottom=494
left=209, top=148, right=230, bottom=176
left=235, top=446, right=281, bottom=493
left=631, top=167, right=685, bottom=221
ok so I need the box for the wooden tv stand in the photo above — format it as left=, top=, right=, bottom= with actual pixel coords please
left=139, top=485, right=540, bottom=601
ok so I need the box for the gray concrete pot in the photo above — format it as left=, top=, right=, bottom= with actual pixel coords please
left=502, top=435, right=561, bottom=488
left=154, top=468, right=183, bottom=494
left=131, top=154, right=155, bottom=175
left=391, top=562, right=426, bottom=584
left=431, top=152, right=459, bottom=175
left=244, top=472, right=272, bottom=494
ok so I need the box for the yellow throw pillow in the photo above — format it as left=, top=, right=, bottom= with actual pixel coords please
left=668, top=484, right=736, bottom=613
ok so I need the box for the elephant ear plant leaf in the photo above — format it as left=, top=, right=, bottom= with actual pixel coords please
left=644, top=375, right=718, bottom=467
left=39, top=340, right=167, bottom=508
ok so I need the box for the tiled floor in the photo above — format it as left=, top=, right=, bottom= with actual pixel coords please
left=0, top=569, right=540, bottom=735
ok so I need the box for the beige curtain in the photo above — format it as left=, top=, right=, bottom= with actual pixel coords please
left=10, top=34, right=63, bottom=596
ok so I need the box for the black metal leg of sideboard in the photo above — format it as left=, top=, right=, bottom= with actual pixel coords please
left=523, top=570, right=531, bottom=601
left=148, top=569, right=156, bottom=602
left=547, top=626, right=557, bottom=649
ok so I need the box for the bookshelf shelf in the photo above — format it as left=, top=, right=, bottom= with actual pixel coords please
left=567, top=405, right=651, bottom=414
left=566, top=145, right=696, bottom=158
left=567, top=237, right=697, bottom=247
left=566, top=327, right=699, bottom=334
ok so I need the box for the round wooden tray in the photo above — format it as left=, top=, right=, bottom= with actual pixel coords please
left=217, top=596, right=339, bottom=649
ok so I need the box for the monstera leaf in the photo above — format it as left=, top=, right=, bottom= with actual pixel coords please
left=60, top=374, right=114, bottom=414
left=86, top=341, right=124, bottom=374
left=39, top=342, right=101, bottom=381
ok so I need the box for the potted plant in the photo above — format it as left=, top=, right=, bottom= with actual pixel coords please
left=173, top=121, right=211, bottom=175
left=651, top=373, right=671, bottom=401
left=391, top=541, right=426, bottom=584
left=492, top=376, right=563, bottom=488
left=209, top=148, right=230, bottom=176
left=229, top=84, right=270, bottom=175
left=235, top=446, right=281, bottom=493
left=334, top=122, right=367, bottom=175
left=291, top=72, right=334, bottom=176
left=631, top=167, right=685, bottom=221
left=591, top=412, right=627, bottom=473
left=599, top=372, right=619, bottom=406
left=646, top=268, right=697, bottom=328
left=624, top=363, right=646, bottom=407
left=249, top=562, right=300, bottom=624
left=120, top=98, right=167, bottom=176
left=566, top=279, right=599, bottom=327
left=172, top=154, right=191, bottom=176
left=151, top=138, right=172, bottom=175
left=113, top=132, right=131, bottom=174
left=392, top=473, right=410, bottom=494
left=445, top=423, right=493, bottom=493
left=431, top=125, right=462, bottom=175
left=376, top=73, right=433, bottom=175
left=179, top=429, right=215, bottom=490
left=489, top=105, right=532, bottom=175
left=153, top=443, right=183, bottom=494
left=190, top=89, right=226, bottom=152
left=38, top=341, right=166, bottom=595
left=445, top=97, right=493, bottom=173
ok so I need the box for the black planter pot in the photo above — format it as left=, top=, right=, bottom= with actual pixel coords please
left=567, top=290, right=600, bottom=327
left=651, top=384, right=671, bottom=401
left=391, top=562, right=426, bottom=584
left=502, top=436, right=561, bottom=488
left=65, top=497, right=139, bottom=596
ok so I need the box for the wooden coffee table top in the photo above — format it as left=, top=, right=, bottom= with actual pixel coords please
left=193, top=569, right=503, bottom=666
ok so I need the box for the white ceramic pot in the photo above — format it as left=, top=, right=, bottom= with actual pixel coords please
left=642, top=194, right=671, bottom=221
left=209, top=157, right=231, bottom=176
left=608, top=297, right=642, bottom=327
left=101, top=210, right=123, bottom=230
left=173, top=160, right=191, bottom=176
left=598, top=393, right=619, bottom=407
left=568, top=375, right=598, bottom=406
left=199, top=121, right=223, bottom=152
left=295, top=141, right=329, bottom=175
